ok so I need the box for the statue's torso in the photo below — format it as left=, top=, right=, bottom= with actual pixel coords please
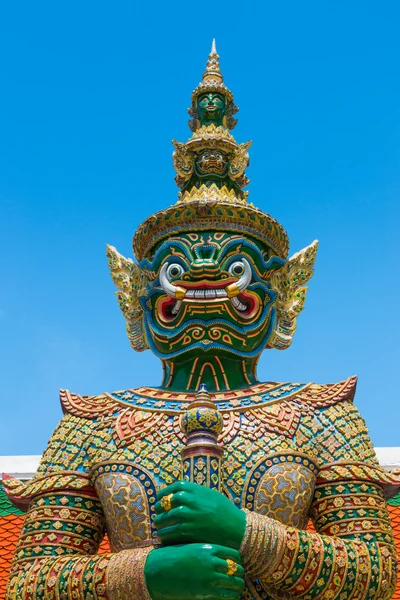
left=81, top=381, right=330, bottom=600
left=14, top=376, right=381, bottom=600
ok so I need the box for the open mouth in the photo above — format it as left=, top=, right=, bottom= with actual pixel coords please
left=158, top=260, right=257, bottom=320
left=158, top=289, right=255, bottom=321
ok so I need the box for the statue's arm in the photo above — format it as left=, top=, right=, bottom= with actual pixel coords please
left=6, top=488, right=151, bottom=600
left=241, top=480, right=397, bottom=599
left=5, top=410, right=245, bottom=600
left=240, top=401, right=399, bottom=600
left=4, top=412, right=153, bottom=600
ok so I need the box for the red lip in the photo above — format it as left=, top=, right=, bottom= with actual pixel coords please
left=156, top=288, right=259, bottom=323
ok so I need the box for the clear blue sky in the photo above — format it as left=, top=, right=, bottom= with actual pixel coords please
left=1, top=1, right=399, bottom=453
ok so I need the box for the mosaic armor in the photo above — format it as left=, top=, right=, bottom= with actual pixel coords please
left=4, top=41, right=399, bottom=600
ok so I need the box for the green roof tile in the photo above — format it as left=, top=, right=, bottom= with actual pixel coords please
left=0, top=482, right=24, bottom=516
left=388, top=491, right=400, bottom=507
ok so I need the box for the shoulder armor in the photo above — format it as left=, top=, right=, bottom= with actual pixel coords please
left=60, top=388, right=120, bottom=419
left=296, top=376, right=358, bottom=408
left=317, top=462, right=400, bottom=501
left=2, top=471, right=95, bottom=512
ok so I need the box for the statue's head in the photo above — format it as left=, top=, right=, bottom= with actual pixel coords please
left=197, top=92, right=226, bottom=127
left=137, top=230, right=282, bottom=359
left=107, top=41, right=318, bottom=386
left=107, top=206, right=317, bottom=359
left=188, top=40, right=238, bottom=132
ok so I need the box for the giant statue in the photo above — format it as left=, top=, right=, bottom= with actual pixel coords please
left=4, top=41, right=399, bottom=600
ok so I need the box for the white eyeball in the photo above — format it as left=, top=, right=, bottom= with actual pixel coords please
left=229, top=261, right=245, bottom=277
left=166, top=263, right=184, bottom=281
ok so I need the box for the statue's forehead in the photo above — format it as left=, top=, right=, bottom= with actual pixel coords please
left=198, top=91, right=225, bottom=99
left=148, top=231, right=269, bottom=259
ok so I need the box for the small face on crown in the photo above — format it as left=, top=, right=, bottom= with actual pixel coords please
left=194, top=149, right=229, bottom=179
left=197, top=92, right=226, bottom=127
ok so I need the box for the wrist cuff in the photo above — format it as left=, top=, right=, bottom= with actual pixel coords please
left=240, top=509, right=286, bottom=579
left=107, top=547, right=153, bottom=600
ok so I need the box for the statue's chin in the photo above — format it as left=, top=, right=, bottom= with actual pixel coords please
left=200, top=113, right=222, bottom=125
left=145, top=320, right=273, bottom=359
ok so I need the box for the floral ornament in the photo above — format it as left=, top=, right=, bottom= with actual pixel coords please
left=268, top=240, right=319, bottom=350
left=106, top=244, right=151, bottom=352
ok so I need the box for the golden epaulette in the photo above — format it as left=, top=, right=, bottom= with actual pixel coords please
left=295, top=376, right=358, bottom=409
left=60, top=389, right=118, bottom=419
left=2, top=471, right=95, bottom=511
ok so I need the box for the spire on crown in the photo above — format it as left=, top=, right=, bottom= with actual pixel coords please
left=172, top=40, right=250, bottom=204
left=202, top=39, right=223, bottom=85
left=132, top=42, right=289, bottom=264
left=188, top=39, right=238, bottom=132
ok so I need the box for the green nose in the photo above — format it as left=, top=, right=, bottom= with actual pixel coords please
left=190, top=259, right=221, bottom=280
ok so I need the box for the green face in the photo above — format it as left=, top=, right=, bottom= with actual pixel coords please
left=139, top=232, right=285, bottom=362
left=194, top=149, right=229, bottom=180
left=197, top=92, right=226, bottom=126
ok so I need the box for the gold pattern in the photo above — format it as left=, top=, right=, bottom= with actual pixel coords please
left=107, top=547, right=153, bottom=600
left=267, top=240, right=319, bottom=350
left=94, top=472, right=152, bottom=552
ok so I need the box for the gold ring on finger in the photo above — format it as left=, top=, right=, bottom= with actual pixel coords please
left=226, top=559, right=238, bottom=576
left=160, top=493, right=173, bottom=512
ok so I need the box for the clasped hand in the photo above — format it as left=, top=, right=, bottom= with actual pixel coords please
left=145, top=481, right=246, bottom=600
left=154, top=481, right=246, bottom=549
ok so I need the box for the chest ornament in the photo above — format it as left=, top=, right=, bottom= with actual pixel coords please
left=243, top=453, right=318, bottom=530
left=115, top=408, right=169, bottom=447
left=241, top=402, right=301, bottom=439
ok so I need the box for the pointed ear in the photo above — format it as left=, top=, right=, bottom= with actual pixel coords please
left=106, top=245, right=149, bottom=352
left=267, top=240, right=318, bottom=350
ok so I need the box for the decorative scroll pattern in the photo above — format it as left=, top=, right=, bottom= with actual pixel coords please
left=60, top=389, right=117, bottom=418
left=93, top=463, right=158, bottom=552
left=115, top=408, right=168, bottom=447
left=244, top=402, right=302, bottom=438
left=246, top=458, right=317, bottom=529
left=57, top=378, right=357, bottom=416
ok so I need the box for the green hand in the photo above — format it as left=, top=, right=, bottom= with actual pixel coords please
left=145, top=543, right=244, bottom=600
left=154, top=481, right=246, bottom=549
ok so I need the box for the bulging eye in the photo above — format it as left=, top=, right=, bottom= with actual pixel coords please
left=166, top=263, right=184, bottom=281
left=229, top=261, right=245, bottom=277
